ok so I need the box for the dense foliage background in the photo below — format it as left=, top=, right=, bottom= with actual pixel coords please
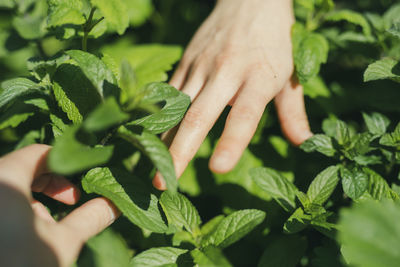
left=1, top=0, right=400, bottom=266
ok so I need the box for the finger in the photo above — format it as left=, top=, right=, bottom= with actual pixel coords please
left=275, top=78, right=312, bottom=146
left=209, top=78, right=276, bottom=173
left=31, top=200, right=55, bottom=223
left=32, top=174, right=80, bottom=205
left=0, top=144, right=51, bottom=196
left=153, top=73, right=241, bottom=189
left=169, top=54, right=194, bottom=89
left=60, top=198, right=120, bottom=244
left=179, top=61, right=208, bottom=101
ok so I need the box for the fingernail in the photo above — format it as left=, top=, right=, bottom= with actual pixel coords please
left=153, top=172, right=167, bottom=190
left=210, top=151, right=232, bottom=173
left=108, top=205, right=116, bottom=223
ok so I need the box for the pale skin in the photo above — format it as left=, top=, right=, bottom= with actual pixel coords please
left=154, top=0, right=312, bottom=189
left=0, top=144, right=120, bottom=267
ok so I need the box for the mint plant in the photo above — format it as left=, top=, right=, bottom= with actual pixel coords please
left=2, top=0, right=400, bottom=266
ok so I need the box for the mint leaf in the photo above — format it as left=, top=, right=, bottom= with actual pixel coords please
left=0, top=78, right=40, bottom=110
left=130, top=83, right=190, bottom=134
left=13, top=14, right=46, bottom=40
left=47, top=0, right=85, bottom=27
left=335, top=120, right=351, bottom=146
left=380, top=123, right=400, bottom=147
left=0, top=102, right=35, bottom=130
left=251, top=167, right=297, bottom=211
left=364, top=167, right=399, bottom=201
left=200, top=215, right=225, bottom=236
left=130, top=247, right=187, bottom=267
left=364, top=58, right=400, bottom=83
left=340, top=167, right=369, bottom=200
left=293, top=23, right=329, bottom=84
left=191, top=247, right=232, bottom=267
left=201, top=209, right=265, bottom=248
left=338, top=200, right=400, bottom=267
left=283, top=208, right=310, bottom=234
left=78, top=229, right=130, bottom=267
left=307, top=166, right=340, bottom=205
left=362, top=112, right=390, bottom=136
left=325, top=10, right=372, bottom=36
left=53, top=63, right=102, bottom=123
left=301, top=134, right=336, bottom=157
left=83, top=97, right=129, bottom=132
left=90, top=0, right=129, bottom=35
left=82, top=167, right=168, bottom=233
left=258, top=235, right=307, bottom=267
left=126, top=0, right=153, bottom=27
left=160, top=191, right=201, bottom=235
left=102, top=43, right=182, bottom=89
left=66, top=50, right=118, bottom=98
left=388, top=22, right=400, bottom=39
left=383, top=3, right=400, bottom=29
left=117, top=126, right=177, bottom=192
left=48, top=126, right=113, bottom=175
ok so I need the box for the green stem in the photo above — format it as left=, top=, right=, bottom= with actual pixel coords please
left=82, top=7, right=97, bottom=51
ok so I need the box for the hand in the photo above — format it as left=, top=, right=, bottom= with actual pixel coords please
left=0, top=144, right=120, bottom=267
left=154, top=0, right=312, bottom=189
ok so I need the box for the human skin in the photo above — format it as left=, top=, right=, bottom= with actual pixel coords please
left=0, top=144, right=120, bottom=267
left=153, top=0, right=312, bottom=189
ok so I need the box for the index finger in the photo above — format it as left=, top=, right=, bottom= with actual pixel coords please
left=0, top=144, right=51, bottom=196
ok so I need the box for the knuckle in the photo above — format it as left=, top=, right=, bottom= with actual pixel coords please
left=183, top=105, right=206, bottom=130
left=214, top=53, right=232, bottom=71
left=230, top=105, right=259, bottom=122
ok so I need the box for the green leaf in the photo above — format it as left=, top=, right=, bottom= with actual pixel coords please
left=117, top=126, right=177, bottom=192
left=130, top=247, right=187, bottom=267
left=47, top=0, right=85, bottom=27
left=201, top=209, right=266, bottom=248
left=388, top=22, right=400, bottom=39
left=293, top=23, right=329, bottom=84
left=126, top=0, right=153, bottom=26
left=53, top=63, right=102, bottom=123
left=102, top=41, right=182, bottom=89
left=283, top=208, right=310, bottom=234
left=48, top=126, right=114, bottom=175
left=66, top=50, right=118, bottom=98
left=200, top=215, right=225, bottom=237
left=90, top=0, right=129, bottom=35
left=257, top=235, right=307, bottom=267
left=364, top=167, right=399, bottom=201
left=83, top=97, right=129, bottom=132
left=338, top=200, right=400, bottom=267
left=383, top=3, right=400, bottom=29
left=82, top=167, right=168, bottom=233
left=300, top=134, right=336, bottom=157
left=78, top=229, right=131, bottom=267
left=335, top=120, right=351, bottom=146
left=0, top=0, right=15, bottom=8
left=130, top=83, right=190, bottom=134
left=307, top=166, right=340, bottom=205
left=380, top=123, right=400, bottom=147
left=364, top=58, right=400, bottom=83
left=303, top=75, right=331, bottom=99
left=250, top=167, right=297, bottom=211
left=191, top=247, right=232, bottom=267
left=362, top=112, right=390, bottom=136
left=159, top=191, right=201, bottom=235
left=119, top=60, right=137, bottom=103
left=13, top=14, right=46, bottom=40
left=325, top=10, right=371, bottom=36
left=0, top=78, right=40, bottom=110
left=0, top=102, right=35, bottom=130
left=340, top=167, right=369, bottom=200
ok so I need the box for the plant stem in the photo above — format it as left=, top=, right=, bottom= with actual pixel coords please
left=82, top=7, right=97, bottom=51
